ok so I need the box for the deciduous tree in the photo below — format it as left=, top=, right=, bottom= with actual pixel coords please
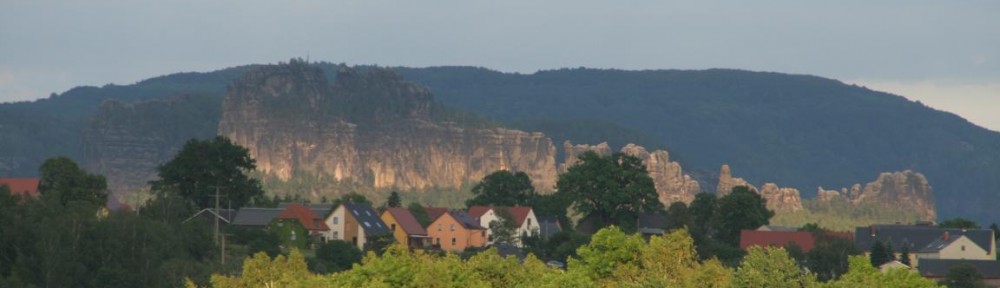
left=151, top=137, right=263, bottom=210
left=711, top=186, right=774, bottom=246
left=557, top=151, right=662, bottom=232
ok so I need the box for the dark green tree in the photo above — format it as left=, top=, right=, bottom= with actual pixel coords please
left=407, top=202, right=432, bottom=227
left=664, top=202, right=692, bottom=232
left=38, top=157, right=108, bottom=207
left=151, top=137, right=263, bottom=210
left=466, top=170, right=536, bottom=207
left=898, top=242, right=911, bottom=266
left=489, top=208, right=518, bottom=245
left=885, top=241, right=897, bottom=263
left=314, top=240, right=363, bottom=273
left=940, top=264, right=987, bottom=288
left=806, top=231, right=861, bottom=282
left=556, top=151, right=662, bottom=232
left=711, top=186, right=774, bottom=246
left=331, top=192, right=371, bottom=207
left=939, top=217, right=980, bottom=229
left=870, top=240, right=892, bottom=267
left=386, top=191, right=402, bottom=208
left=687, top=192, right=717, bottom=237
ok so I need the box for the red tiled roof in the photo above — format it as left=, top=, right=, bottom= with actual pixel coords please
left=467, top=206, right=492, bottom=219
left=0, top=178, right=39, bottom=198
left=278, top=203, right=330, bottom=232
left=425, top=207, right=448, bottom=222
left=504, top=206, right=532, bottom=227
left=740, top=230, right=817, bottom=252
left=385, top=207, right=428, bottom=236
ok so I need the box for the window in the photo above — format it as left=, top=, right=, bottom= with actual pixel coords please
left=450, top=224, right=455, bottom=231
left=333, top=231, right=339, bottom=239
left=333, top=217, right=339, bottom=224
left=451, top=238, right=456, bottom=245
left=391, top=224, right=396, bottom=231
left=364, top=221, right=371, bottom=228
left=366, top=210, right=372, bottom=216
left=436, top=238, right=440, bottom=245
left=528, top=218, right=532, bottom=226
left=352, top=237, right=358, bottom=245
left=482, top=231, right=486, bottom=238
left=438, top=224, right=442, bottom=231
left=962, top=245, right=966, bottom=251
left=290, top=230, right=296, bottom=241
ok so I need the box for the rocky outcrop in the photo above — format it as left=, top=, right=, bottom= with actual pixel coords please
left=758, top=183, right=804, bottom=212
left=560, top=141, right=701, bottom=204
left=716, top=164, right=756, bottom=196
left=83, top=95, right=219, bottom=198
left=218, top=62, right=558, bottom=195
left=815, top=171, right=936, bottom=221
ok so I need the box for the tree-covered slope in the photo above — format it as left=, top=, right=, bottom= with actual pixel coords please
left=392, top=67, right=1000, bottom=221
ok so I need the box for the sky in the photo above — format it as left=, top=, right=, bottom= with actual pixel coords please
left=2, top=1, right=998, bottom=131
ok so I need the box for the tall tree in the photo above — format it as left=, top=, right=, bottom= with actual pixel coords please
left=664, top=202, right=692, bottom=232
left=407, top=203, right=432, bottom=227
left=898, top=243, right=911, bottom=267
left=732, top=246, right=816, bottom=288
left=38, top=156, right=108, bottom=207
left=151, top=137, right=263, bottom=210
left=870, top=240, right=892, bottom=267
left=711, top=186, right=774, bottom=246
left=331, top=192, right=371, bottom=207
left=557, top=151, right=662, bottom=232
left=687, top=192, right=717, bottom=237
left=489, top=208, right=518, bottom=245
left=466, top=170, right=536, bottom=208
left=386, top=191, right=402, bottom=208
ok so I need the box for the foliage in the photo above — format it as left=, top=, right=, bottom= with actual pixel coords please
left=557, top=151, right=662, bottom=232
left=688, top=192, right=718, bottom=238
left=940, top=264, right=987, bottom=288
left=407, top=202, right=432, bottom=227
left=489, top=208, right=518, bottom=245
left=151, top=136, right=264, bottom=210
left=731, top=246, right=816, bottom=288
left=665, top=201, right=693, bottom=232
left=806, top=229, right=862, bottom=282
left=712, top=186, right=774, bottom=246
left=823, top=256, right=941, bottom=288
left=386, top=191, right=402, bottom=208
left=870, top=240, right=893, bottom=268
left=38, top=156, right=108, bottom=207
left=899, top=243, right=911, bottom=267
left=772, top=198, right=928, bottom=231
left=523, top=230, right=591, bottom=263
left=330, top=192, right=372, bottom=207
left=939, top=217, right=981, bottom=229
left=314, top=240, right=363, bottom=273
left=211, top=250, right=313, bottom=288
left=466, top=170, right=537, bottom=207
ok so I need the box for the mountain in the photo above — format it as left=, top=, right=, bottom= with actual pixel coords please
left=1, top=63, right=997, bottom=221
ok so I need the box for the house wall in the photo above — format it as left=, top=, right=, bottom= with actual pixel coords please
left=381, top=212, right=410, bottom=246
left=428, top=214, right=487, bottom=252
left=325, top=206, right=346, bottom=241
left=478, top=209, right=498, bottom=244
left=936, top=236, right=990, bottom=260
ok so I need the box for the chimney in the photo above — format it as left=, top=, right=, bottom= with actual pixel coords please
left=943, top=231, right=950, bottom=240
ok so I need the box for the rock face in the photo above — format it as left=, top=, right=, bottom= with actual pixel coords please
left=83, top=95, right=219, bottom=198
left=758, top=183, right=804, bottom=212
left=815, top=171, right=936, bottom=221
left=716, top=164, right=756, bottom=196
left=218, top=62, right=558, bottom=194
left=560, top=141, right=701, bottom=205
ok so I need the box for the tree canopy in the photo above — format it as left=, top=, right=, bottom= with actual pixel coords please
left=38, top=156, right=108, bottom=207
left=151, top=136, right=263, bottom=210
left=939, top=218, right=980, bottom=229
left=466, top=170, right=537, bottom=208
left=557, top=151, right=662, bottom=232
left=711, top=186, right=774, bottom=246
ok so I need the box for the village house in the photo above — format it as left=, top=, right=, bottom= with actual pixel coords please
left=325, top=202, right=392, bottom=250
left=740, top=229, right=854, bottom=253
left=381, top=207, right=430, bottom=248
left=0, top=178, right=40, bottom=202
left=231, top=207, right=283, bottom=228
left=427, top=210, right=487, bottom=252
left=854, top=224, right=995, bottom=267
left=270, top=203, right=330, bottom=248
left=467, top=206, right=539, bottom=247
left=918, top=259, right=1000, bottom=286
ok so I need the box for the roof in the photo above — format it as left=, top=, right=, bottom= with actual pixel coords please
left=277, top=202, right=334, bottom=218
left=342, top=202, right=391, bottom=236
left=757, top=225, right=800, bottom=232
left=278, top=203, right=330, bottom=231
left=425, top=207, right=448, bottom=221
left=467, top=206, right=493, bottom=218
left=0, top=178, right=39, bottom=198
left=441, top=210, right=486, bottom=230
left=740, top=230, right=818, bottom=252
left=184, top=208, right=237, bottom=224
left=919, top=233, right=969, bottom=253
left=854, top=225, right=993, bottom=254
left=918, top=259, right=1000, bottom=279
left=537, top=216, right=562, bottom=238
left=468, top=206, right=534, bottom=227
left=384, top=207, right=428, bottom=236
left=232, top=208, right=283, bottom=226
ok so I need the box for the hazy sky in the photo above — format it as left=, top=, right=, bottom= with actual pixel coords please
left=2, top=1, right=998, bottom=131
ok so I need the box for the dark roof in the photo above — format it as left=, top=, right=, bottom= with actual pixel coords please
left=425, top=207, right=448, bottom=222
left=232, top=208, right=283, bottom=226
left=854, top=225, right=993, bottom=253
left=918, top=259, right=1000, bottom=279
left=741, top=230, right=817, bottom=252
left=278, top=202, right=334, bottom=218
left=918, top=233, right=966, bottom=253
left=0, top=178, right=39, bottom=198
left=537, top=216, right=562, bottom=238
left=385, top=207, right=428, bottom=236
left=343, top=202, right=391, bottom=236
left=278, top=203, right=329, bottom=232
left=447, top=210, right=486, bottom=230
left=494, top=243, right=526, bottom=261
left=184, top=208, right=237, bottom=224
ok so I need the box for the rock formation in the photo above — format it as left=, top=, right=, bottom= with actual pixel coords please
left=560, top=141, right=701, bottom=205
left=716, top=164, right=756, bottom=196
left=218, top=62, right=558, bottom=194
left=814, top=171, right=936, bottom=221
left=757, top=183, right=804, bottom=212
left=83, top=95, right=219, bottom=198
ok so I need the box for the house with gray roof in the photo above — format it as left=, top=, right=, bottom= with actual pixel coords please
left=855, top=224, right=996, bottom=267
left=324, top=202, right=392, bottom=249
left=231, top=208, right=283, bottom=227
left=918, top=259, right=1000, bottom=286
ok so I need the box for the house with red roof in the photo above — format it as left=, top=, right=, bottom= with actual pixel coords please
left=467, top=206, right=540, bottom=247
left=427, top=210, right=487, bottom=252
left=740, top=229, right=854, bottom=253
left=381, top=207, right=430, bottom=248
left=0, top=178, right=40, bottom=201
left=269, top=203, right=330, bottom=249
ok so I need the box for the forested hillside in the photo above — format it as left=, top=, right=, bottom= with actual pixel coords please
left=2, top=63, right=998, bottom=221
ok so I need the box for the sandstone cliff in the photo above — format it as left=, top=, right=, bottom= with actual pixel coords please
left=815, top=170, right=936, bottom=221
left=560, top=141, right=701, bottom=204
left=716, top=164, right=756, bottom=196
left=715, top=164, right=802, bottom=211
left=218, top=62, right=558, bottom=195
left=83, top=95, right=220, bottom=198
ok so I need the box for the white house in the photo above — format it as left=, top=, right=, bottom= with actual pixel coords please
left=467, top=206, right=539, bottom=247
